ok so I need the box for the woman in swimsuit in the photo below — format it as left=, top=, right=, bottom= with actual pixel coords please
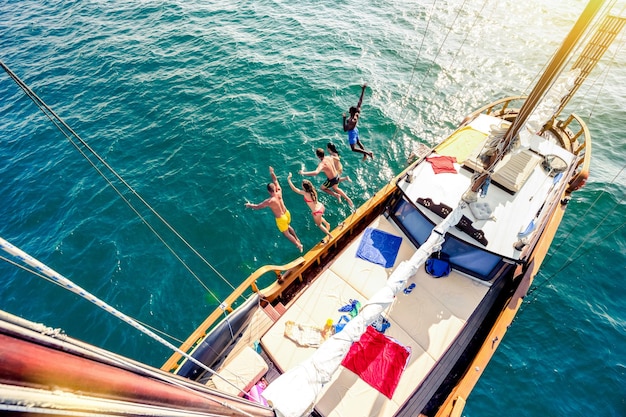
left=287, top=173, right=333, bottom=243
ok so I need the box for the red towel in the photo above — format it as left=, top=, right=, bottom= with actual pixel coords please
left=426, top=155, right=457, bottom=174
left=341, top=326, right=411, bottom=399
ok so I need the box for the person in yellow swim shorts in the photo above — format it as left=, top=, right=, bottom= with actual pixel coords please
left=274, top=210, right=291, bottom=233
left=245, top=166, right=303, bottom=252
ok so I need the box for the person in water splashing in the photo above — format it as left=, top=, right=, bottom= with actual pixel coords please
left=343, top=83, right=374, bottom=161
left=245, top=166, right=303, bottom=252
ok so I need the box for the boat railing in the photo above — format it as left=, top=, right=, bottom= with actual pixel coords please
left=461, top=96, right=591, bottom=193
left=556, top=113, right=591, bottom=192
left=162, top=175, right=407, bottom=374
left=460, top=96, right=527, bottom=126
left=161, top=257, right=305, bottom=372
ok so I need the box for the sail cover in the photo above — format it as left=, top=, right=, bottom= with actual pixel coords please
left=262, top=206, right=464, bottom=417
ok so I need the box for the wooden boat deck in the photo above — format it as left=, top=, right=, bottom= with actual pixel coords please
left=196, top=112, right=581, bottom=416
left=259, top=215, right=490, bottom=417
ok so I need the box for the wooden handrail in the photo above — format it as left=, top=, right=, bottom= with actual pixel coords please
left=564, top=113, right=591, bottom=192
left=460, top=96, right=526, bottom=127
left=247, top=257, right=306, bottom=285
left=162, top=158, right=417, bottom=373
left=161, top=257, right=305, bottom=372
left=474, top=96, right=526, bottom=117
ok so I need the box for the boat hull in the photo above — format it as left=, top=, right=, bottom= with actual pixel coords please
left=167, top=100, right=590, bottom=417
left=434, top=187, right=570, bottom=417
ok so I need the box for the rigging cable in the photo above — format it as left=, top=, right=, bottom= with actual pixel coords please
left=0, top=253, right=185, bottom=342
left=523, top=212, right=625, bottom=308
left=446, top=0, right=492, bottom=73
left=519, top=0, right=620, bottom=106
left=0, top=236, right=254, bottom=403
left=579, top=11, right=626, bottom=121
left=520, top=164, right=625, bottom=311
left=511, top=4, right=626, bottom=314
left=0, top=60, right=237, bottom=304
left=393, top=0, right=490, bottom=146
left=0, top=252, right=187, bottom=345
left=388, top=0, right=437, bottom=145
left=536, top=20, right=625, bottom=270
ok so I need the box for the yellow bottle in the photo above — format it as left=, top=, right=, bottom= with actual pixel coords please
left=322, top=318, right=334, bottom=339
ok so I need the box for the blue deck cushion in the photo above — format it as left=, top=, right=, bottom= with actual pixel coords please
left=356, top=227, right=403, bottom=268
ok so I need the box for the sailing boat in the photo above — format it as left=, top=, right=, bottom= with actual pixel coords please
left=1, top=1, right=623, bottom=416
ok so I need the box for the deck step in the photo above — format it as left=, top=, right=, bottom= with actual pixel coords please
left=274, top=302, right=286, bottom=315
left=263, top=303, right=285, bottom=322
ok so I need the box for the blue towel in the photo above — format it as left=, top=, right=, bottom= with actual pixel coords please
left=356, top=228, right=403, bottom=268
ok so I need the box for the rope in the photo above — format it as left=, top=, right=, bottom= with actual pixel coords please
left=446, top=0, right=492, bottom=71
left=389, top=0, right=436, bottom=144
left=543, top=165, right=625, bottom=268
left=0, top=60, right=237, bottom=303
left=523, top=216, right=625, bottom=308
left=393, top=0, right=491, bottom=146
left=580, top=15, right=626, bottom=121
left=520, top=0, right=622, bottom=111
left=0, top=236, right=250, bottom=399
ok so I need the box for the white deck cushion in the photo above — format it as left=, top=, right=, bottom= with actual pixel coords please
left=212, top=346, right=268, bottom=397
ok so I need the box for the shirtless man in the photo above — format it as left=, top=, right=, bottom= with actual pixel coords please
left=343, top=83, right=374, bottom=160
left=300, top=148, right=354, bottom=208
left=245, top=166, right=303, bottom=252
left=327, top=142, right=351, bottom=184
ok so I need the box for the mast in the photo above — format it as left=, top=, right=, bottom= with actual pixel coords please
left=0, top=330, right=273, bottom=416
left=466, top=0, right=606, bottom=198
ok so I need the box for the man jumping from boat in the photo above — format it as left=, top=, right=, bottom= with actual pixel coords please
left=343, top=83, right=374, bottom=161
left=245, top=166, right=303, bottom=252
left=327, top=142, right=352, bottom=184
left=300, top=148, right=354, bottom=208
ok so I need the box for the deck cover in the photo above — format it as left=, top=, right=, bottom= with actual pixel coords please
left=211, top=346, right=268, bottom=397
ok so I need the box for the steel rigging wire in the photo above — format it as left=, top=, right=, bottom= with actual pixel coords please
left=0, top=60, right=237, bottom=307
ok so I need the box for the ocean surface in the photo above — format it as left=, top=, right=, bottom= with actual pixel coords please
left=1, top=0, right=624, bottom=415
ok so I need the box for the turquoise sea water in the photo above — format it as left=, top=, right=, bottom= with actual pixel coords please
left=1, top=0, right=624, bottom=415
